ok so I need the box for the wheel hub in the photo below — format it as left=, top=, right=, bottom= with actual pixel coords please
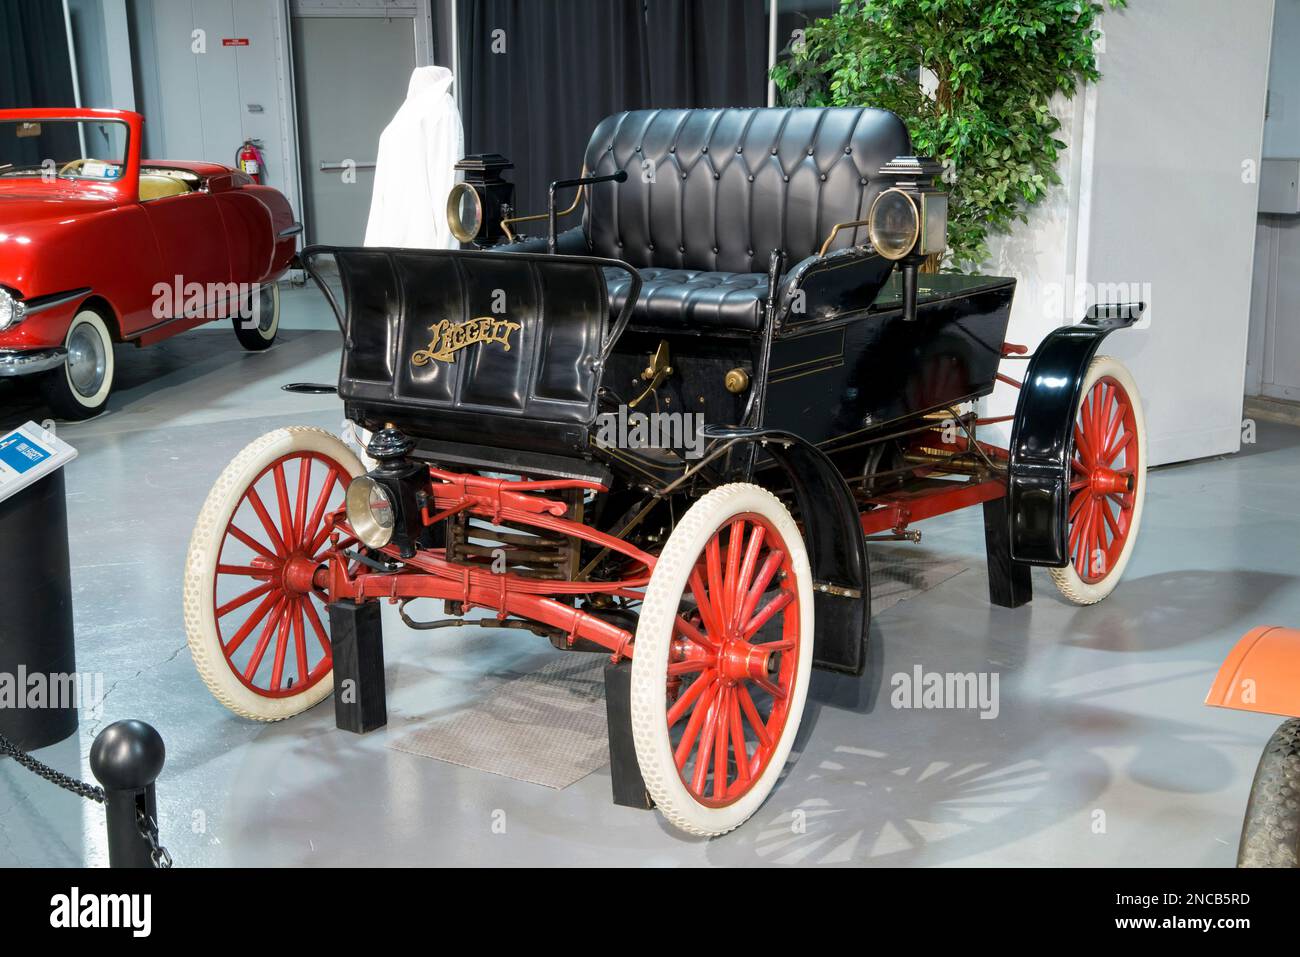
left=1089, top=466, right=1133, bottom=496
left=257, top=286, right=275, bottom=332
left=282, top=554, right=321, bottom=595
left=719, top=637, right=776, bottom=684
left=66, top=323, right=106, bottom=396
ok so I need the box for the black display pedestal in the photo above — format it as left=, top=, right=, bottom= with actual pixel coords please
left=0, top=468, right=78, bottom=750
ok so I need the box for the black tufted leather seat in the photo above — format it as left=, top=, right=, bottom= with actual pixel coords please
left=603, top=267, right=771, bottom=331
left=581, top=107, right=910, bottom=331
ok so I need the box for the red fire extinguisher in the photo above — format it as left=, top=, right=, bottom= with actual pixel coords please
left=236, top=139, right=265, bottom=184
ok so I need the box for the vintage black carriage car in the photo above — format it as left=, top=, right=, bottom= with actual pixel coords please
left=183, top=107, right=1147, bottom=836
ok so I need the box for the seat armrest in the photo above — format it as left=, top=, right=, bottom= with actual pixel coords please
left=491, top=226, right=590, bottom=256
left=777, top=247, right=896, bottom=326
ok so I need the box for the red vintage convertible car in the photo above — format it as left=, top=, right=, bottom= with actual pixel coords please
left=0, top=108, right=300, bottom=418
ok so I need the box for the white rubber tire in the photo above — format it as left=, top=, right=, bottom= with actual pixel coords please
left=630, top=483, right=815, bottom=837
left=41, top=308, right=115, bottom=418
left=183, top=427, right=364, bottom=720
left=1049, top=354, right=1147, bottom=605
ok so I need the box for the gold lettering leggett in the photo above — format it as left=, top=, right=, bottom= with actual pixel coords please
left=412, top=316, right=522, bottom=366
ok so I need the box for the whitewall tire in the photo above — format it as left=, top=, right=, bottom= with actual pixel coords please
left=184, top=427, right=363, bottom=720
left=630, top=483, right=814, bottom=836
left=40, top=307, right=115, bottom=419
left=1049, top=354, right=1147, bottom=605
left=233, top=282, right=280, bottom=351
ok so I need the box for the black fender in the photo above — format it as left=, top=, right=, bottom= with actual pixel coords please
left=1007, top=304, right=1143, bottom=565
left=705, top=426, right=870, bottom=675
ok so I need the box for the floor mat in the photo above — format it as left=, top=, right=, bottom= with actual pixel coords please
left=388, top=548, right=968, bottom=788
left=389, top=654, right=610, bottom=789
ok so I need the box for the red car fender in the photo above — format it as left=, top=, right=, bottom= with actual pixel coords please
left=1205, top=625, right=1300, bottom=719
left=0, top=202, right=161, bottom=348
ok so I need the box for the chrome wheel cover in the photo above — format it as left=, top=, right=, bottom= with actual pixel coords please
left=66, top=321, right=106, bottom=397
left=257, top=285, right=276, bottom=333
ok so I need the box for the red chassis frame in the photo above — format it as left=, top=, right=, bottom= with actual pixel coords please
left=318, top=472, right=650, bottom=660
left=309, top=344, right=1030, bottom=662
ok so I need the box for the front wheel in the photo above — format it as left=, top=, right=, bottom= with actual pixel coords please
left=630, top=483, right=814, bottom=836
left=233, top=282, right=280, bottom=351
left=1050, top=354, right=1147, bottom=605
left=39, top=307, right=116, bottom=419
left=1238, top=718, right=1300, bottom=868
left=183, top=427, right=363, bottom=720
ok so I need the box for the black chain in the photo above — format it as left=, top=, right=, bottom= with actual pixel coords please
left=136, top=808, right=173, bottom=869
left=0, top=730, right=104, bottom=802
left=1, top=730, right=172, bottom=868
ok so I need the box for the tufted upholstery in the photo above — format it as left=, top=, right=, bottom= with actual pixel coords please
left=604, top=266, right=771, bottom=332
left=582, top=107, right=910, bottom=276
left=491, top=108, right=911, bottom=330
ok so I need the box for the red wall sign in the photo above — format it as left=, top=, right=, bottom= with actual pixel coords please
left=222, top=38, right=250, bottom=47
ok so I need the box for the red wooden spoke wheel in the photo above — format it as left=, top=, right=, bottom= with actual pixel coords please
left=1051, top=355, right=1147, bottom=605
left=668, top=513, right=800, bottom=806
left=213, top=450, right=346, bottom=697
left=631, top=483, right=814, bottom=836
left=185, top=428, right=365, bottom=720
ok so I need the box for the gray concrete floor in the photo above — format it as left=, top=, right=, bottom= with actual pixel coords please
left=0, top=282, right=1295, bottom=866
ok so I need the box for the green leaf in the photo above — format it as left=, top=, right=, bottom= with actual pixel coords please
left=768, top=0, right=1123, bottom=267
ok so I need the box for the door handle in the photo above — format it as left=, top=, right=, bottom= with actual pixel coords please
left=318, top=161, right=376, bottom=172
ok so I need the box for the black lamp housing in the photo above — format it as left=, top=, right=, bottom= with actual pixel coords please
left=874, top=156, right=948, bottom=321
left=448, top=153, right=515, bottom=248
left=364, top=428, right=428, bottom=559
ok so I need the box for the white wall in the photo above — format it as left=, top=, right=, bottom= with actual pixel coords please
left=129, top=0, right=302, bottom=220
left=980, top=90, right=1090, bottom=444
left=984, top=0, right=1274, bottom=466
left=67, top=0, right=135, bottom=112
left=1263, top=0, right=1300, bottom=157
left=1247, top=0, right=1300, bottom=401
left=1084, top=0, right=1272, bottom=464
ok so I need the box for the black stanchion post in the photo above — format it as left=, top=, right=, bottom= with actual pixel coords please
left=0, top=468, right=78, bottom=749
left=89, top=720, right=166, bottom=868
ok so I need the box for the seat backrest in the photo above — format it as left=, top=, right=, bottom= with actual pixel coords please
left=582, top=107, right=910, bottom=274
left=138, top=172, right=192, bottom=200
left=301, top=245, right=620, bottom=456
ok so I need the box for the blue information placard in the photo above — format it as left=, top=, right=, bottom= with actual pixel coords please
left=0, top=422, right=77, bottom=503
left=0, top=435, right=51, bottom=474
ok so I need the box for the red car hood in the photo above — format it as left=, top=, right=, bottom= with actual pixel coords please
left=0, top=182, right=122, bottom=293
left=0, top=182, right=120, bottom=225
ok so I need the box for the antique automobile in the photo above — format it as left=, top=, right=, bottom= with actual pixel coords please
left=1206, top=626, right=1300, bottom=866
left=0, top=107, right=299, bottom=418
left=183, top=107, right=1147, bottom=836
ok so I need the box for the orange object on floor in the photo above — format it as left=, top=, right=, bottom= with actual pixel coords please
left=1206, top=625, right=1300, bottom=718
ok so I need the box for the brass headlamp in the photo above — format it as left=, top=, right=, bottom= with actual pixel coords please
left=870, top=156, right=948, bottom=320
left=447, top=154, right=515, bottom=247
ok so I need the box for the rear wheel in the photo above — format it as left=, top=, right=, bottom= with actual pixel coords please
left=233, top=282, right=280, bottom=351
left=183, top=427, right=363, bottom=720
left=1050, top=354, right=1147, bottom=605
left=630, top=483, right=814, bottom=836
left=39, top=307, right=115, bottom=419
left=1238, top=718, right=1300, bottom=868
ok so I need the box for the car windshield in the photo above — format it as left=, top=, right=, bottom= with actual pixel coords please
left=0, top=118, right=129, bottom=182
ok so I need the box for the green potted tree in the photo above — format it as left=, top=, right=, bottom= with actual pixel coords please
left=772, top=0, right=1127, bottom=270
